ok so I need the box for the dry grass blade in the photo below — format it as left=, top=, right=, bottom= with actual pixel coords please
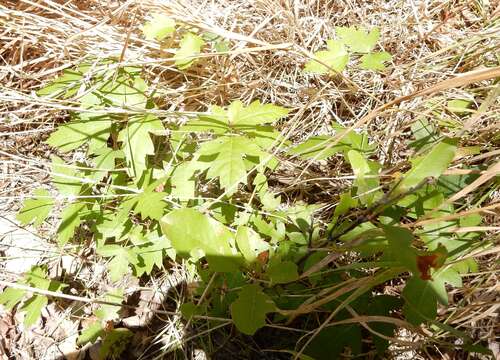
left=295, top=66, right=500, bottom=183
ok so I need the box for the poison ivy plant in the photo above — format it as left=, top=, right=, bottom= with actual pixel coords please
left=10, top=22, right=491, bottom=358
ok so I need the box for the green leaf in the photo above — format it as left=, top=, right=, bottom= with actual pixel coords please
left=304, top=40, right=349, bottom=74
left=336, top=26, right=380, bottom=53
left=225, top=100, right=289, bottom=126
left=160, top=208, right=243, bottom=272
left=169, top=162, right=197, bottom=200
left=21, top=295, right=47, bottom=326
left=289, top=123, right=374, bottom=160
left=95, top=210, right=128, bottom=240
left=99, top=71, right=148, bottom=108
left=174, top=32, right=205, bottom=70
left=77, top=321, right=104, bottom=345
left=245, top=125, right=287, bottom=150
left=0, top=288, right=25, bottom=310
left=97, top=246, right=136, bottom=281
left=24, top=266, right=57, bottom=290
left=367, top=295, right=403, bottom=354
left=235, top=226, right=269, bottom=264
left=51, top=156, right=83, bottom=196
left=197, top=136, right=269, bottom=194
left=447, top=99, right=472, bottom=114
left=332, top=122, right=375, bottom=153
left=347, top=150, right=381, bottom=206
left=95, top=289, right=124, bottom=321
left=267, top=260, right=299, bottom=284
left=37, top=66, right=88, bottom=98
left=132, top=235, right=168, bottom=276
left=46, top=116, right=111, bottom=153
left=16, top=189, right=53, bottom=227
left=403, top=267, right=461, bottom=325
left=89, top=147, right=123, bottom=181
left=230, top=284, right=275, bottom=335
left=402, top=276, right=437, bottom=325
left=57, top=202, right=86, bottom=246
left=289, top=135, right=348, bottom=159
left=305, top=325, right=362, bottom=359
left=382, top=225, right=418, bottom=274
left=142, top=14, right=175, bottom=41
left=393, top=138, right=458, bottom=195
left=431, top=267, right=462, bottom=305
left=359, top=51, right=392, bottom=70
left=409, top=118, right=439, bottom=151
left=99, top=328, right=133, bottom=359
left=118, top=114, right=165, bottom=178
left=183, top=100, right=288, bottom=133
left=180, top=302, right=206, bottom=319
left=215, top=39, right=230, bottom=52
left=0, top=267, right=65, bottom=327
left=132, top=191, right=167, bottom=220
left=330, top=192, right=357, bottom=226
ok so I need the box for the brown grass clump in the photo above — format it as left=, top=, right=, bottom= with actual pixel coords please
left=1, top=0, right=499, bottom=359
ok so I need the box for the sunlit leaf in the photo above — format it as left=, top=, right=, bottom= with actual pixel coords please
left=447, top=99, right=473, bottom=114
left=118, top=114, right=165, bottom=178
left=0, top=288, right=25, bottom=310
left=46, top=116, right=111, bottom=153
left=393, top=138, right=458, bottom=195
left=182, top=100, right=289, bottom=134
left=37, top=66, right=88, bottom=98
left=359, top=51, right=392, bottom=70
left=20, top=295, right=47, bottom=326
left=289, top=135, right=348, bottom=159
left=336, top=26, right=380, bottom=53
left=347, top=150, right=381, bottom=205
left=132, top=190, right=167, bottom=220
left=16, top=189, right=53, bottom=227
left=160, top=208, right=243, bottom=272
left=51, top=156, right=84, bottom=196
left=235, top=225, right=269, bottom=264
left=196, top=135, right=269, bottom=194
left=99, top=71, right=148, bottom=108
left=169, top=162, right=197, bottom=200
left=97, top=245, right=137, bottom=281
left=89, top=147, right=123, bottom=182
left=57, top=202, right=86, bottom=246
left=77, top=321, right=104, bottom=345
left=95, top=289, right=124, bottom=321
left=304, top=40, right=349, bottom=74
left=142, top=14, right=175, bottom=41
left=174, top=32, right=205, bottom=69
left=0, top=267, right=65, bottom=327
